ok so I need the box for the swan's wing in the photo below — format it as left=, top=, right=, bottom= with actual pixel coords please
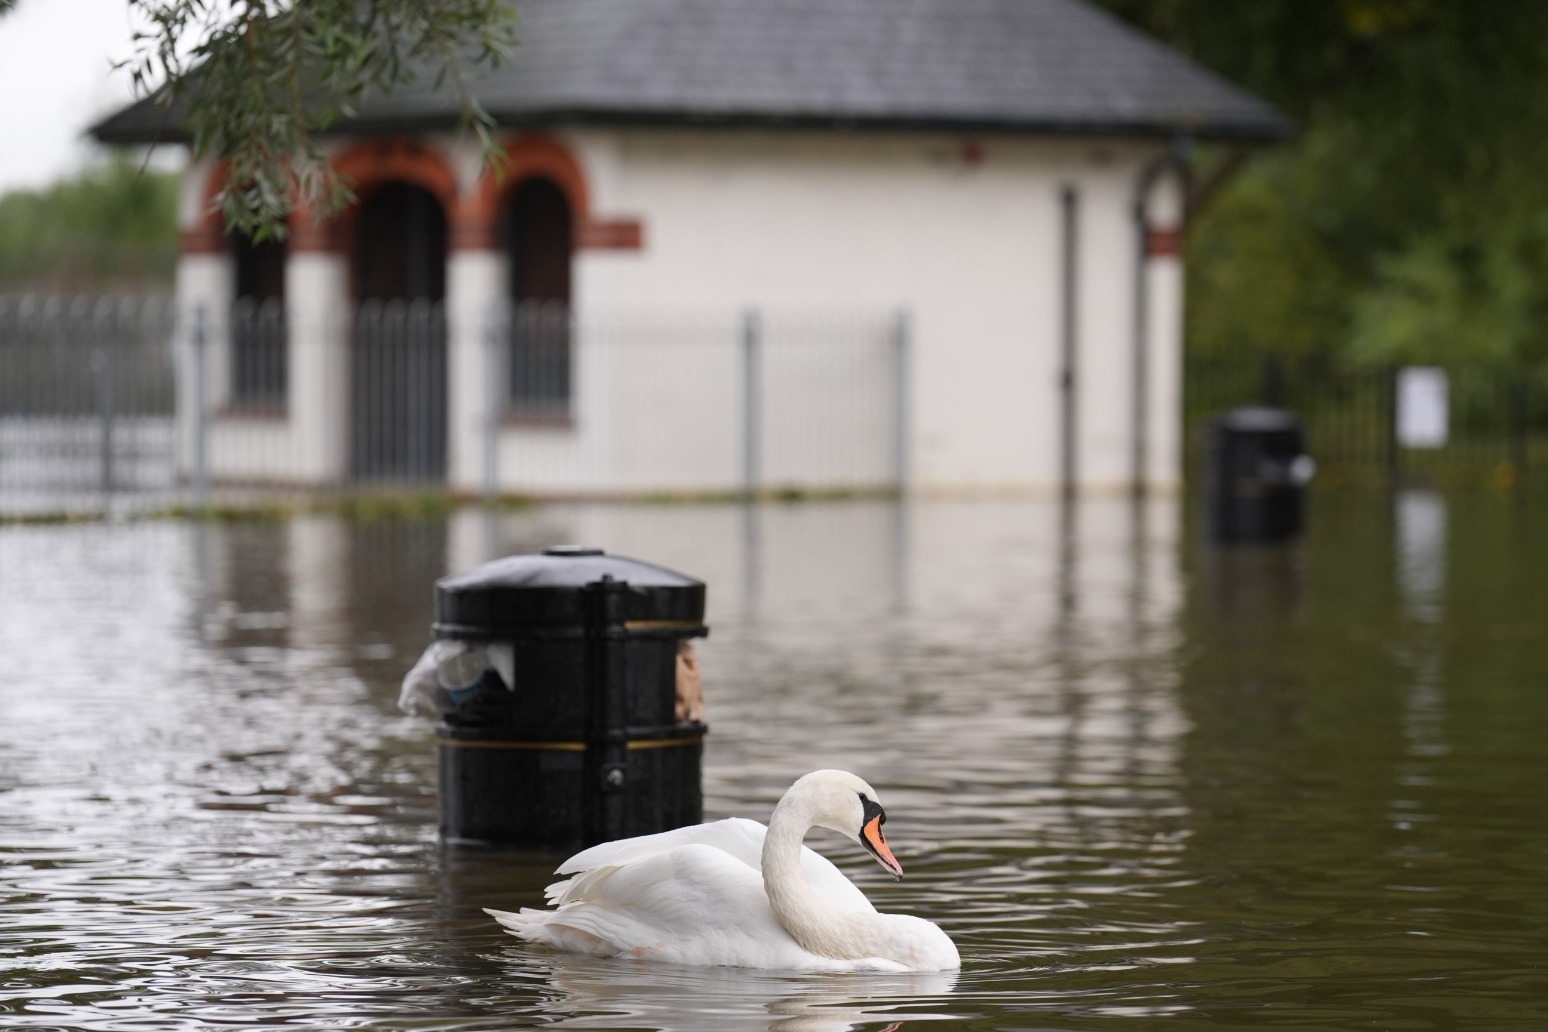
left=507, top=841, right=840, bottom=968
left=555, top=818, right=765, bottom=877
left=551, top=817, right=874, bottom=914
left=489, top=822, right=921, bottom=970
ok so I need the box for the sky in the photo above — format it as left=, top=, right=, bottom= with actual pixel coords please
left=0, top=0, right=178, bottom=195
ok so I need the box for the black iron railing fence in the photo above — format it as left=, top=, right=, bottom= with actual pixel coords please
left=1186, top=353, right=1548, bottom=491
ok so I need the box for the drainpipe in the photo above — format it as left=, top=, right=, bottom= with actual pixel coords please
left=1058, top=185, right=1079, bottom=504
left=1130, top=135, right=1192, bottom=502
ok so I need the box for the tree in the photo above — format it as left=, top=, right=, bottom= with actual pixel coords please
left=126, top=0, right=516, bottom=240
left=1098, top=0, right=1548, bottom=365
left=0, top=1, right=504, bottom=240
left=0, top=156, right=179, bottom=290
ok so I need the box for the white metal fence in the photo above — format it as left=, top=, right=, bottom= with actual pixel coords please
left=0, top=296, right=178, bottom=515
left=0, top=295, right=907, bottom=517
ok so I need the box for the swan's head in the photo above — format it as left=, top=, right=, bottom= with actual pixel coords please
left=786, top=769, right=904, bottom=880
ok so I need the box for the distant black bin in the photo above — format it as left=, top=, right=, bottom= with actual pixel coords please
left=424, top=547, right=707, bottom=849
left=1203, top=406, right=1315, bottom=544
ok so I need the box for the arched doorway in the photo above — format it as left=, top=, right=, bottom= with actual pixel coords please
left=351, top=182, right=448, bottom=480
left=503, top=176, right=573, bottom=418
left=230, top=230, right=287, bottom=408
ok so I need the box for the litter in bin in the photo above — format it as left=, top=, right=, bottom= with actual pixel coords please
left=398, top=639, right=516, bottom=717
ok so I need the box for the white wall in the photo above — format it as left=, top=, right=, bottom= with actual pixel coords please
left=175, top=157, right=353, bottom=487
left=445, top=249, right=503, bottom=492
left=565, top=129, right=1182, bottom=495
left=1143, top=172, right=1188, bottom=493
left=177, top=130, right=1188, bottom=497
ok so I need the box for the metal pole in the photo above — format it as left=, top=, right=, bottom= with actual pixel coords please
left=1059, top=185, right=1079, bottom=503
left=1385, top=364, right=1400, bottom=488
left=95, top=302, right=116, bottom=498
left=1510, top=371, right=1528, bottom=496
left=192, top=304, right=210, bottom=508
left=483, top=305, right=503, bottom=500
left=1261, top=354, right=1285, bottom=408
left=892, top=308, right=911, bottom=496
left=407, top=304, right=425, bottom=479
left=1131, top=203, right=1149, bottom=503
left=741, top=309, right=762, bottom=500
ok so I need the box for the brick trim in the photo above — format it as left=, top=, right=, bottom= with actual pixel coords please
left=466, top=134, right=644, bottom=253
left=300, top=139, right=461, bottom=254
left=578, top=218, right=644, bottom=250
left=1145, top=226, right=1182, bottom=258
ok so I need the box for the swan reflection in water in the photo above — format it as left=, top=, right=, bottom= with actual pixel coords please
left=514, top=952, right=961, bottom=1032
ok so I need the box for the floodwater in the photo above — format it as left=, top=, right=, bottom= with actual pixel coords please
left=2, top=493, right=1546, bottom=1031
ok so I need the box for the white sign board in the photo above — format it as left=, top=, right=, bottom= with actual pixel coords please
left=1397, top=367, right=1449, bottom=449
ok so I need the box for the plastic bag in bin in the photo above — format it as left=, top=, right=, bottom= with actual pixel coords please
left=398, top=639, right=516, bottom=717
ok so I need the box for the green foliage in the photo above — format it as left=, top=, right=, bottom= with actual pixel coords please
left=0, top=155, right=178, bottom=290
left=1097, top=0, right=1548, bottom=366
left=125, top=0, right=517, bottom=240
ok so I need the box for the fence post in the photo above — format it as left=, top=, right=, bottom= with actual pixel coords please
left=1260, top=354, right=1285, bottom=408
left=483, top=305, right=503, bottom=500
left=1384, top=364, right=1400, bottom=488
left=1059, top=185, right=1079, bottom=503
left=1510, top=372, right=1528, bottom=495
left=741, top=309, right=762, bottom=499
left=95, top=301, right=116, bottom=498
left=892, top=309, right=912, bottom=497
left=192, top=304, right=210, bottom=508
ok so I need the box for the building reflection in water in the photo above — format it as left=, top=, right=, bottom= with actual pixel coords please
left=448, top=496, right=1181, bottom=642
left=191, top=514, right=449, bottom=708
left=1392, top=488, right=1449, bottom=847
left=190, top=497, right=1192, bottom=894
left=1395, top=488, right=1447, bottom=626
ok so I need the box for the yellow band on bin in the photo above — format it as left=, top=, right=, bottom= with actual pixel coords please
left=442, top=735, right=703, bottom=752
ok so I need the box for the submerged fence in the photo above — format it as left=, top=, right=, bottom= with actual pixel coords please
left=0, top=295, right=907, bottom=517
left=8, top=294, right=1546, bottom=519
left=1186, top=353, right=1548, bottom=490
left=0, top=297, right=178, bottom=513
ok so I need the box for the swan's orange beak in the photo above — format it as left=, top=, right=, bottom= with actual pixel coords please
left=862, top=815, right=904, bottom=879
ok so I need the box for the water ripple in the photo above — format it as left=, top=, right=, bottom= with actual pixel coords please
left=3, top=502, right=1548, bottom=1029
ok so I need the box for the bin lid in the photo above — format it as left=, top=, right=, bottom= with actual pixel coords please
left=434, top=546, right=706, bottom=637
left=1208, top=405, right=1303, bottom=432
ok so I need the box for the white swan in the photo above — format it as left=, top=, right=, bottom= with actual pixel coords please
left=485, top=769, right=960, bottom=972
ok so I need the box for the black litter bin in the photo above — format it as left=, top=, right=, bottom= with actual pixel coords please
left=425, top=546, right=708, bottom=849
left=1204, top=406, right=1315, bottom=544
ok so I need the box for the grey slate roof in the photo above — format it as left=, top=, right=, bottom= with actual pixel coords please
left=91, top=0, right=1290, bottom=145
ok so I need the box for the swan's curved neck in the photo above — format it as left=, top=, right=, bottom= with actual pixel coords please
left=761, top=793, right=873, bottom=960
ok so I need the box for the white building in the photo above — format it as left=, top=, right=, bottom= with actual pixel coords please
left=93, top=0, right=1286, bottom=498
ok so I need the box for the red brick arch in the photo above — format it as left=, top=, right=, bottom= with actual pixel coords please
left=179, top=160, right=233, bottom=255
left=460, top=133, right=641, bottom=251
left=332, top=139, right=459, bottom=208
left=183, top=159, right=304, bottom=255
left=179, top=135, right=641, bottom=257
left=182, top=143, right=459, bottom=254
left=291, top=139, right=460, bottom=252
left=456, top=134, right=591, bottom=250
